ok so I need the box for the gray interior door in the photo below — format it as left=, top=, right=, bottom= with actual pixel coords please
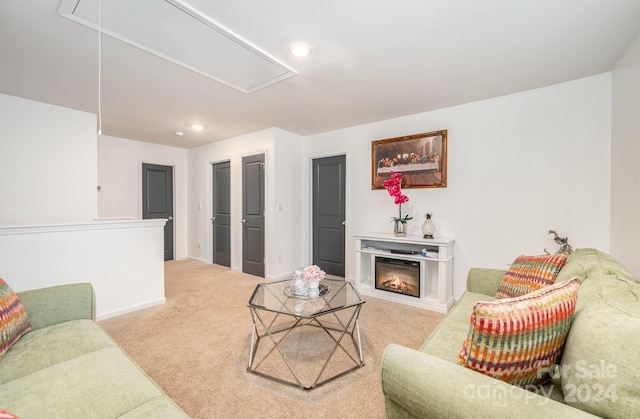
left=242, top=154, right=265, bottom=277
left=313, top=155, right=346, bottom=277
left=212, top=161, right=231, bottom=267
left=142, top=163, right=174, bottom=261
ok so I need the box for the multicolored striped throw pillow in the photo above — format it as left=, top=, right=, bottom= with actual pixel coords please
left=459, top=277, right=580, bottom=388
left=0, top=277, right=31, bottom=360
left=495, top=253, right=568, bottom=299
left=0, top=410, right=18, bottom=419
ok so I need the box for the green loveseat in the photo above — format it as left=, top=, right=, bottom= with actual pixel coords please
left=381, top=248, right=640, bottom=418
left=0, top=283, right=188, bottom=418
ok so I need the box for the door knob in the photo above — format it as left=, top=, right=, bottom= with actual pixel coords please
left=342, top=221, right=347, bottom=226
left=168, top=216, right=174, bottom=221
left=210, top=217, right=216, bottom=222
left=241, top=218, right=247, bottom=224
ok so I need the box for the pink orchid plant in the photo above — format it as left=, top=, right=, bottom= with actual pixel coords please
left=383, top=171, right=412, bottom=224
left=303, top=264, right=326, bottom=282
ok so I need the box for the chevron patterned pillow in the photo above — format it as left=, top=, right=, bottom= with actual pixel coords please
left=459, top=277, right=580, bottom=388
left=495, top=253, right=568, bottom=299
left=0, top=278, right=31, bottom=360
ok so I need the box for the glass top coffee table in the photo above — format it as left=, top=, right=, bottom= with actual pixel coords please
left=247, top=278, right=365, bottom=390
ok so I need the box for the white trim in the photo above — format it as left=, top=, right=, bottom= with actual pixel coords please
left=58, top=0, right=297, bottom=94
left=0, top=219, right=166, bottom=236
left=96, top=297, right=166, bottom=321
left=266, top=272, right=290, bottom=282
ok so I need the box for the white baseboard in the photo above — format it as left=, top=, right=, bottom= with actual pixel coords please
left=186, top=256, right=207, bottom=263
left=266, top=272, right=291, bottom=281
left=96, top=298, right=166, bottom=321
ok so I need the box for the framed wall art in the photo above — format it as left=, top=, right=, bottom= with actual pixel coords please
left=371, top=130, right=447, bottom=189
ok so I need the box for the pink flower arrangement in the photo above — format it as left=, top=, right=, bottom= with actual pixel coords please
left=303, top=265, right=326, bottom=282
left=383, top=171, right=412, bottom=223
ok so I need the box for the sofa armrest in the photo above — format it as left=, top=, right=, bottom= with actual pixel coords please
left=17, top=283, right=96, bottom=331
left=466, top=267, right=506, bottom=295
left=381, top=344, right=598, bottom=419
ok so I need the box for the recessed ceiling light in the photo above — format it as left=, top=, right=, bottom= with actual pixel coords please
left=190, top=123, right=204, bottom=131
left=175, top=131, right=184, bottom=136
left=288, top=42, right=312, bottom=58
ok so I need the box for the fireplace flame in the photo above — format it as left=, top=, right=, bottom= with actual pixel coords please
left=375, top=258, right=420, bottom=298
left=381, top=274, right=417, bottom=296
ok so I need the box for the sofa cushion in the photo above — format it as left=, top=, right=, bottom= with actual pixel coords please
left=559, top=249, right=640, bottom=417
left=420, top=291, right=492, bottom=363
left=0, top=319, right=117, bottom=384
left=118, top=398, right=188, bottom=418
left=420, top=292, right=563, bottom=403
left=0, top=346, right=180, bottom=418
left=459, top=277, right=580, bottom=388
left=0, top=278, right=31, bottom=361
left=495, top=253, right=568, bottom=299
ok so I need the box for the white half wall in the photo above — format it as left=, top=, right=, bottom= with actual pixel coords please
left=97, top=134, right=188, bottom=259
left=611, top=32, right=640, bottom=280
left=304, top=73, right=612, bottom=298
left=0, top=220, right=167, bottom=320
left=0, top=93, right=97, bottom=225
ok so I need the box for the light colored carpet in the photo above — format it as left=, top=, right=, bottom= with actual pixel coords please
left=100, top=259, right=446, bottom=418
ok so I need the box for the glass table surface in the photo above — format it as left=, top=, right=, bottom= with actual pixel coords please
left=248, top=278, right=364, bottom=318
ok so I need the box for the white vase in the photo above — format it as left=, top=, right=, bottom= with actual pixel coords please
left=307, top=279, right=320, bottom=297
left=421, top=213, right=436, bottom=239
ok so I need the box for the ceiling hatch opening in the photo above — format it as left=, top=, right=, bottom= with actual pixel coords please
left=58, top=0, right=298, bottom=93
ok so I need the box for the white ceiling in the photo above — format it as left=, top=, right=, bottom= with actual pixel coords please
left=1, top=0, right=640, bottom=148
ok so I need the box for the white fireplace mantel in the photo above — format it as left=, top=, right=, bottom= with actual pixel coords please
left=353, top=233, right=454, bottom=313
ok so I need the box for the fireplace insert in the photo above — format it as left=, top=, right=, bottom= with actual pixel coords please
left=375, top=257, right=420, bottom=298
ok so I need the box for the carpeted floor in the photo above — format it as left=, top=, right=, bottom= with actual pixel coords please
left=100, top=259, right=445, bottom=418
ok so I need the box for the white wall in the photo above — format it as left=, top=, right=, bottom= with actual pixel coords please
left=0, top=94, right=97, bottom=225
left=1, top=74, right=615, bottom=308
left=272, top=129, right=304, bottom=272
left=0, top=220, right=166, bottom=320
left=611, top=32, right=640, bottom=279
left=97, top=135, right=188, bottom=259
left=0, top=94, right=168, bottom=319
left=304, top=73, right=612, bottom=298
left=187, top=128, right=305, bottom=279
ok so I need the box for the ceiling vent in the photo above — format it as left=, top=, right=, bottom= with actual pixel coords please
left=58, top=0, right=297, bottom=93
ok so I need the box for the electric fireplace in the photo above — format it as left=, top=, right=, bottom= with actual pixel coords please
left=375, top=257, right=420, bottom=298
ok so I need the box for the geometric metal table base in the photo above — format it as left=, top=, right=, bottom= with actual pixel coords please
left=247, top=279, right=365, bottom=390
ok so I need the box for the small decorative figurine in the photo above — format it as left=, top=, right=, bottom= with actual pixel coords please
left=421, top=213, right=435, bottom=239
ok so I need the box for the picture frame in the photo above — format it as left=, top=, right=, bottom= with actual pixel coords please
left=371, top=130, right=447, bottom=189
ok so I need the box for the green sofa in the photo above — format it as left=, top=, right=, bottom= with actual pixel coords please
left=0, top=283, right=188, bottom=418
left=381, top=248, right=640, bottom=418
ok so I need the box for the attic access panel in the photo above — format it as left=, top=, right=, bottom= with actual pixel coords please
left=58, top=0, right=297, bottom=93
